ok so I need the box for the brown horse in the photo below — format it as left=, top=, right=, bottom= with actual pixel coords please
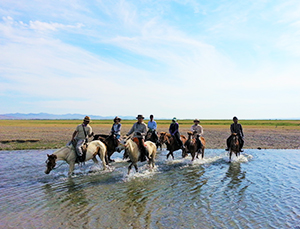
left=159, top=132, right=187, bottom=160
left=93, top=134, right=121, bottom=163
left=229, top=133, right=240, bottom=162
left=183, top=131, right=206, bottom=161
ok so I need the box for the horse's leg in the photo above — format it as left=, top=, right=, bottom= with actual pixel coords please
left=201, top=147, right=204, bottom=159
left=229, top=151, right=232, bottom=163
left=92, top=157, right=99, bottom=164
left=191, top=151, right=195, bottom=161
left=171, top=151, right=174, bottom=160
left=98, top=151, right=107, bottom=170
left=108, top=150, right=115, bottom=163
left=128, top=163, right=133, bottom=175
left=104, top=153, right=109, bottom=166
left=134, top=163, right=138, bottom=172
left=182, top=148, right=187, bottom=158
left=166, top=152, right=170, bottom=159
left=68, top=161, right=75, bottom=176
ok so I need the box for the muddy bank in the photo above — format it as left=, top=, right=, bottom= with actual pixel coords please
left=1, top=124, right=299, bottom=150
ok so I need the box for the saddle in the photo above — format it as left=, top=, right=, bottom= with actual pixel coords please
left=132, top=137, right=147, bottom=147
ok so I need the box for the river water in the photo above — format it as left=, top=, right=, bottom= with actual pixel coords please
left=1, top=148, right=300, bottom=229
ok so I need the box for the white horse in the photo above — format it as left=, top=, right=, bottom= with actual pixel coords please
left=45, top=140, right=107, bottom=176
left=119, top=138, right=157, bottom=174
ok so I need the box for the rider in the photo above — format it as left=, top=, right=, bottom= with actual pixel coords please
left=169, top=117, right=184, bottom=149
left=226, top=116, right=244, bottom=152
left=126, top=114, right=148, bottom=162
left=111, top=116, right=122, bottom=140
left=147, top=114, right=158, bottom=143
left=190, top=119, right=203, bottom=151
left=71, top=116, right=94, bottom=160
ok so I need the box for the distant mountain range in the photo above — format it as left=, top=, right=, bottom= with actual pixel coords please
left=0, top=113, right=136, bottom=120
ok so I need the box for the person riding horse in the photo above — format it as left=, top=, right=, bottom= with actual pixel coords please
left=190, top=119, right=203, bottom=151
left=71, top=116, right=94, bottom=161
left=169, top=117, right=184, bottom=149
left=147, top=114, right=158, bottom=144
left=226, top=116, right=244, bottom=152
left=111, top=116, right=122, bottom=145
left=126, top=114, right=148, bottom=162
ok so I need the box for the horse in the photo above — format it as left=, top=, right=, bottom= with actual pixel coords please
left=159, top=132, right=187, bottom=160
left=45, top=140, right=107, bottom=176
left=145, top=131, right=162, bottom=150
left=118, top=138, right=157, bottom=174
left=183, top=131, right=206, bottom=161
left=93, top=134, right=121, bottom=163
left=229, top=133, right=240, bottom=162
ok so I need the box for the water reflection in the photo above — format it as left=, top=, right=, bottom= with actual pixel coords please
left=120, top=179, right=155, bottom=228
left=42, top=178, right=89, bottom=212
left=221, top=162, right=248, bottom=201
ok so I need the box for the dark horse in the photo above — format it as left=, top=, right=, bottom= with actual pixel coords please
left=183, top=131, right=206, bottom=161
left=229, top=133, right=240, bottom=162
left=145, top=131, right=162, bottom=150
left=93, top=134, right=121, bottom=163
left=159, top=132, right=187, bottom=160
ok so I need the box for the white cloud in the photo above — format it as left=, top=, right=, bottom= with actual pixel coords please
left=1, top=1, right=300, bottom=118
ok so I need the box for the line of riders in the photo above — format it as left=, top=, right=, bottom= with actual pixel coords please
left=70, top=115, right=244, bottom=163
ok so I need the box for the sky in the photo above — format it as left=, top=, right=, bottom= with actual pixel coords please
left=1, top=0, right=300, bottom=119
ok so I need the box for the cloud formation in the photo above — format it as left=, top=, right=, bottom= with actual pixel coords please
left=1, top=0, right=300, bottom=119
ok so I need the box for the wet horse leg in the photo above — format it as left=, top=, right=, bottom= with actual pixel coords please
left=128, top=162, right=138, bottom=174
left=68, top=161, right=75, bottom=176
left=229, top=150, right=232, bottom=163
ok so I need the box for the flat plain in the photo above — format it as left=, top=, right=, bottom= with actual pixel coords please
left=0, top=119, right=299, bottom=150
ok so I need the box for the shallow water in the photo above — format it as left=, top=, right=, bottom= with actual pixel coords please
left=1, top=148, right=300, bottom=229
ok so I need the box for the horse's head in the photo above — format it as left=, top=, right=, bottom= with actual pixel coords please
left=116, top=136, right=130, bottom=151
left=187, top=131, right=194, bottom=136
left=146, top=131, right=152, bottom=140
left=45, top=154, right=57, bottom=174
left=231, top=133, right=239, bottom=146
left=159, top=132, right=167, bottom=143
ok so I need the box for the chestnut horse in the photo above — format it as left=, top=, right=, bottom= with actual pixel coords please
left=229, top=133, right=240, bottom=162
left=45, top=140, right=107, bottom=176
left=159, top=132, right=187, bottom=160
left=183, top=131, right=206, bottom=161
left=118, top=138, right=157, bottom=174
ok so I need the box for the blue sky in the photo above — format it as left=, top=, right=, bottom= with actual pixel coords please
left=1, top=0, right=300, bottom=119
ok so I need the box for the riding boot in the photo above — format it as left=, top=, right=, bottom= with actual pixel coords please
left=196, top=138, right=202, bottom=152
left=138, top=138, right=147, bottom=162
left=239, top=137, right=244, bottom=152
left=139, top=146, right=147, bottom=162
left=225, top=136, right=231, bottom=151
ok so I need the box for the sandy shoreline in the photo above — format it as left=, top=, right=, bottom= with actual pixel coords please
left=1, top=123, right=299, bottom=150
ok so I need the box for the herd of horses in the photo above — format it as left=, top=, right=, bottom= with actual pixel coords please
left=45, top=132, right=241, bottom=176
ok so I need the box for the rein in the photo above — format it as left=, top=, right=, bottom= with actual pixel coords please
left=52, top=162, right=66, bottom=170
left=45, top=158, right=66, bottom=170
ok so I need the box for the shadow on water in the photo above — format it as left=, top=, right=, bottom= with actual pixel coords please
left=42, top=178, right=88, bottom=207
left=221, top=161, right=250, bottom=202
